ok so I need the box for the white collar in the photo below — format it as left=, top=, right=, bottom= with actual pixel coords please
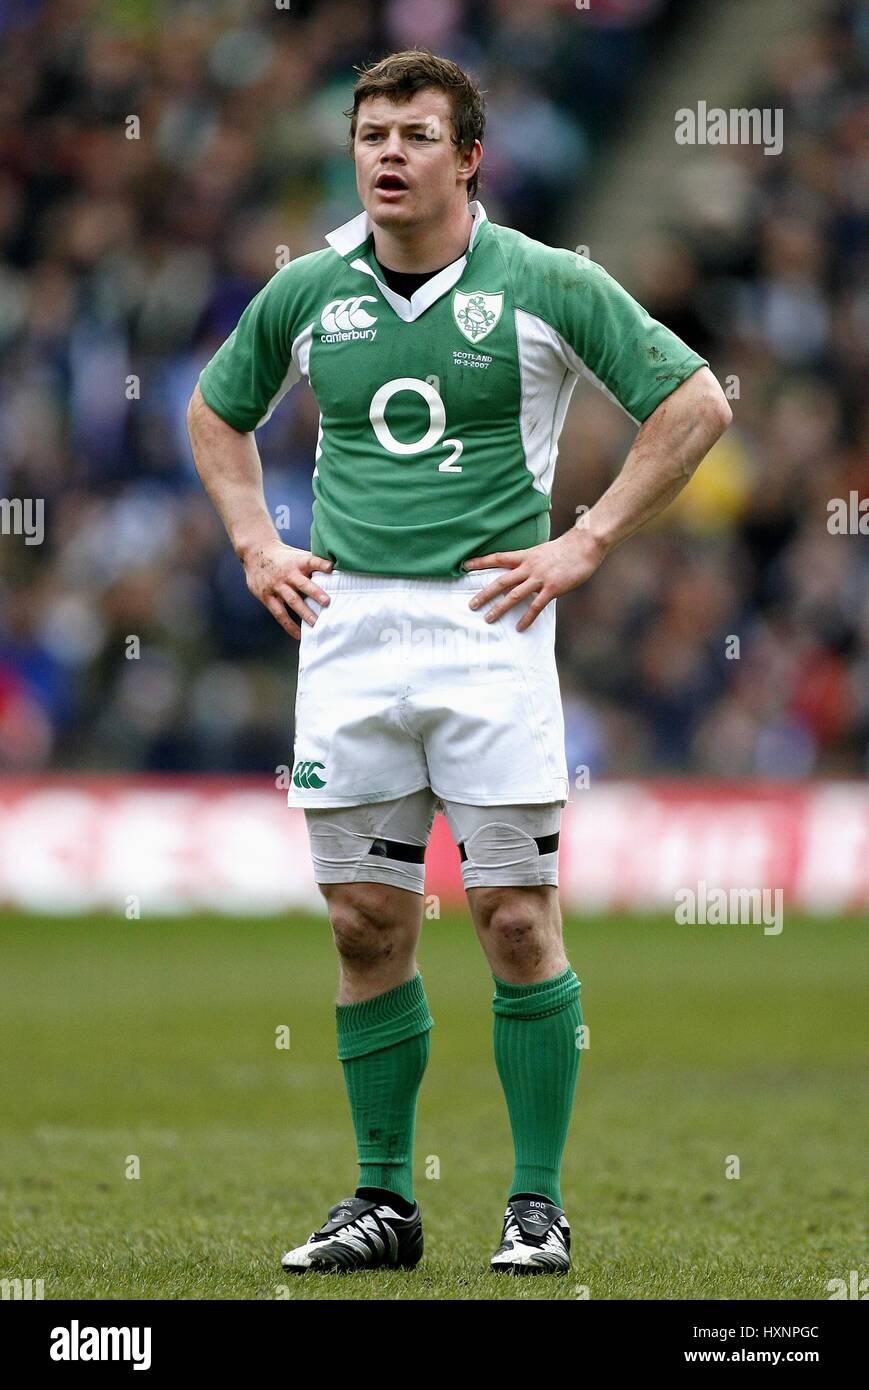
left=323, top=201, right=488, bottom=324
left=325, top=199, right=488, bottom=259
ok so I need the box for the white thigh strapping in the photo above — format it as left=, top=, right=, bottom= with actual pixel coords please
left=304, top=788, right=437, bottom=893
left=441, top=800, right=562, bottom=888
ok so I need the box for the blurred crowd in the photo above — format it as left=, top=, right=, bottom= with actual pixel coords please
left=555, top=0, right=868, bottom=777
left=0, top=0, right=866, bottom=777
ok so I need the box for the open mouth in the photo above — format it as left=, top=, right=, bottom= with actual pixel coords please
left=375, top=174, right=408, bottom=192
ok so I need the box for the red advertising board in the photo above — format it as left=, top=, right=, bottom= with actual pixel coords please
left=0, top=777, right=866, bottom=915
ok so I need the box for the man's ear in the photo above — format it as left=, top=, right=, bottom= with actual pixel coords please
left=457, top=139, right=483, bottom=185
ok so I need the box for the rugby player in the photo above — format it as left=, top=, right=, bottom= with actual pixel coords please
left=187, top=49, right=731, bottom=1275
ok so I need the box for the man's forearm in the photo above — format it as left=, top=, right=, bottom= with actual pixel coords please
left=584, top=367, right=732, bottom=555
left=186, top=384, right=279, bottom=560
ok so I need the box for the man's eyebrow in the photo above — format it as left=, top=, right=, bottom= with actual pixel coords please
left=357, top=116, right=439, bottom=130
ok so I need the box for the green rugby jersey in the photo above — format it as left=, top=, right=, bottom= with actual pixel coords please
left=198, top=202, right=708, bottom=577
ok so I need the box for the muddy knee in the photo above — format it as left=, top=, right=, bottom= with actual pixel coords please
left=323, top=883, right=417, bottom=969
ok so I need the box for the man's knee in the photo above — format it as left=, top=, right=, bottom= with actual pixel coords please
left=471, top=886, right=561, bottom=967
left=472, top=885, right=555, bottom=937
left=321, top=882, right=418, bottom=967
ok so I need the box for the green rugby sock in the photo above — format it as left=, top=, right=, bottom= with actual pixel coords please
left=336, top=972, right=433, bottom=1206
left=492, top=966, right=583, bottom=1208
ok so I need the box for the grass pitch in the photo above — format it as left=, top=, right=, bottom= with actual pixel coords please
left=0, top=908, right=865, bottom=1300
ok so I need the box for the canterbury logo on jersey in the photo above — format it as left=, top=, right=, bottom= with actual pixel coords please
left=293, top=759, right=327, bottom=788
left=320, top=296, right=378, bottom=343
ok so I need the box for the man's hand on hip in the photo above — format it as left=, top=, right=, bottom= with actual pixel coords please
left=240, top=539, right=334, bottom=641
left=462, top=526, right=608, bottom=631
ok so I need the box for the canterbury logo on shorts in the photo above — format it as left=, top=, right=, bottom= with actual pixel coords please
left=292, top=759, right=327, bottom=789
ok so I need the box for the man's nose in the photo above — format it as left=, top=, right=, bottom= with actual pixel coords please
left=380, top=130, right=406, bottom=160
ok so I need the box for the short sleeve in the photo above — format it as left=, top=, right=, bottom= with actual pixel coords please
left=542, top=253, right=709, bottom=423
left=198, top=266, right=300, bottom=432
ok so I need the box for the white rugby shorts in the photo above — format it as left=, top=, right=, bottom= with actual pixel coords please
left=286, top=567, right=569, bottom=809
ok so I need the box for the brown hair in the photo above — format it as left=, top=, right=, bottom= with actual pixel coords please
left=346, top=49, right=485, bottom=200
